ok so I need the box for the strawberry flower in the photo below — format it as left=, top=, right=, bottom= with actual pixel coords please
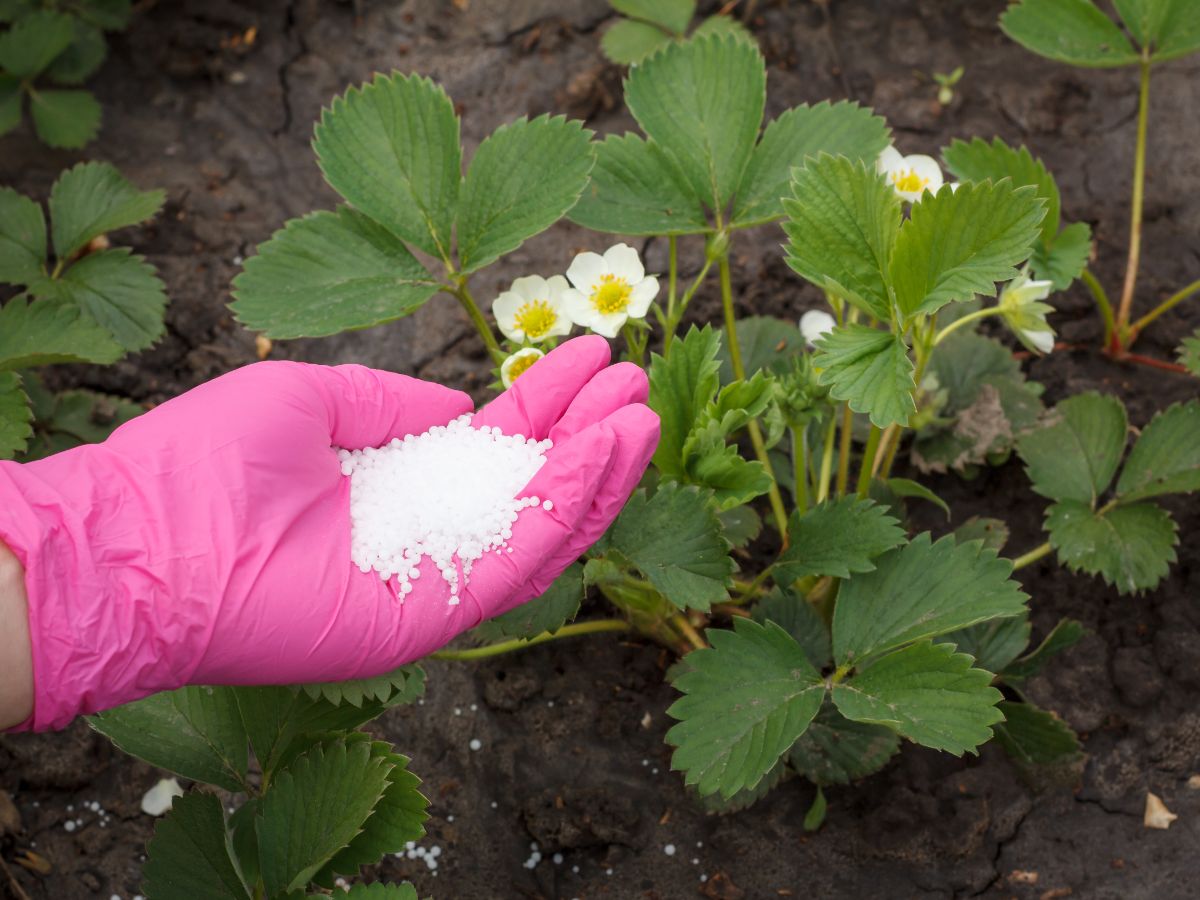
left=562, top=243, right=659, bottom=339
left=877, top=144, right=945, bottom=203
left=500, top=347, right=545, bottom=388
left=492, top=275, right=573, bottom=344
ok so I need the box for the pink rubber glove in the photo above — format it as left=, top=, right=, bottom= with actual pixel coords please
left=0, top=336, right=658, bottom=731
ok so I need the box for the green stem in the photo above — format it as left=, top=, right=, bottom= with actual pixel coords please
left=835, top=403, right=853, bottom=497
left=1130, top=277, right=1200, bottom=337
left=672, top=613, right=707, bottom=651
left=816, top=410, right=837, bottom=503
left=791, top=425, right=809, bottom=513
left=450, top=281, right=504, bottom=363
left=667, top=235, right=678, bottom=320
left=856, top=424, right=881, bottom=497
left=719, top=253, right=789, bottom=535
left=664, top=256, right=716, bottom=355
left=1011, top=541, right=1053, bottom=571
left=1080, top=268, right=1116, bottom=349
left=622, top=323, right=646, bottom=366
left=1115, top=55, right=1152, bottom=344
left=830, top=662, right=852, bottom=684
left=932, top=307, right=1001, bottom=346
left=431, top=619, right=631, bottom=661
left=736, top=566, right=775, bottom=604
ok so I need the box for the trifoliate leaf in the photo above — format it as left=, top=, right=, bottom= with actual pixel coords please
left=942, top=136, right=1061, bottom=240
left=475, top=563, right=584, bottom=641
left=313, top=72, right=460, bottom=261
left=567, top=133, right=709, bottom=235
left=788, top=701, right=900, bottom=786
left=142, top=792, right=251, bottom=900
left=0, top=73, right=21, bottom=137
left=832, top=641, right=1004, bottom=754
left=686, top=443, right=772, bottom=509
left=257, top=739, right=391, bottom=896
left=782, top=154, right=901, bottom=321
left=611, top=0, right=694, bottom=33
left=457, top=114, right=594, bottom=274
left=832, top=532, right=1028, bottom=665
left=1114, top=0, right=1200, bottom=62
left=649, top=325, right=721, bottom=477
left=752, top=586, right=832, bottom=669
left=29, top=88, right=101, bottom=148
left=993, top=700, right=1081, bottom=766
left=231, top=208, right=440, bottom=340
left=692, top=13, right=754, bottom=41
left=300, top=664, right=425, bottom=710
left=717, top=316, right=805, bottom=381
left=0, top=296, right=123, bottom=369
left=601, top=18, right=672, bottom=65
left=944, top=614, right=1031, bottom=673
left=0, top=10, right=73, bottom=77
left=1115, top=400, right=1200, bottom=502
left=666, top=618, right=824, bottom=798
left=1177, top=328, right=1200, bottom=376
left=1000, top=0, right=1140, bottom=67
left=90, top=687, right=250, bottom=793
left=16, top=384, right=142, bottom=460
left=775, top=495, right=905, bottom=584
left=890, top=179, right=1045, bottom=321
left=624, top=33, right=765, bottom=211
left=1002, top=617, right=1085, bottom=681
left=340, top=885, right=419, bottom=900
left=812, top=325, right=916, bottom=428
left=1045, top=499, right=1177, bottom=595
left=33, top=247, right=165, bottom=351
left=0, top=371, right=32, bottom=459
left=733, top=102, right=891, bottom=227
left=48, top=161, right=164, bottom=259
left=612, top=482, right=734, bottom=611
left=1018, top=392, right=1127, bottom=505
left=45, top=20, right=106, bottom=84
left=1031, top=221, right=1092, bottom=291
left=0, top=186, right=47, bottom=284
left=696, top=757, right=787, bottom=815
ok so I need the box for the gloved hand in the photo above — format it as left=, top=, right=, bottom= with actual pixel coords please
left=0, top=336, right=658, bottom=731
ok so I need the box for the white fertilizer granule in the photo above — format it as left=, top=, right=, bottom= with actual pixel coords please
left=342, top=415, right=551, bottom=605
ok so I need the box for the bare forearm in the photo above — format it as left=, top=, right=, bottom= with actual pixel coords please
left=0, top=539, right=33, bottom=730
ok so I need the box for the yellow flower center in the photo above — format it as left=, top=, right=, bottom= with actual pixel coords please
left=512, top=299, right=557, bottom=339
left=590, top=274, right=632, bottom=314
left=506, top=353, right=540, bottom=383
left=891, top=169, right=929, bottom=194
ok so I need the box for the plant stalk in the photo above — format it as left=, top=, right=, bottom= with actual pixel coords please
left=1114, top=56, right=1152, bottom=349
left=816, top=410, right=837, bottom=503
left=791, top=425, right=809, bottom=512
left=932, top=307, right=1001, bottom=346
left=450, top=281, right=505, bottom=363
left=1130, top=277, right=1200, bottom=337
left=431, top=619, right=631, bottom=660
left=835, top=403, right=853, bottom=496
left=856, top=424, right=881, bottom=497
left=1011, top=542, right=1053, bottom=571
left=1081, top=268, right=1116, bottom=349
left=664, top=256, right=716, bottom=355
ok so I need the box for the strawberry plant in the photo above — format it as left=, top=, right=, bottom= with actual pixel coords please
left=599, top=0, right=752, bottom=65
left=1000, top=0, right=1200, bottom=359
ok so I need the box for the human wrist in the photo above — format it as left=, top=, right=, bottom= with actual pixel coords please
left=0, top=539, right=34, bottom=730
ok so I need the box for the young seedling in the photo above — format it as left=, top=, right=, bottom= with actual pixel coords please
left=932, top=65, right=964, bottom=106
left=599, top=0, right=752, bottom=65
left=0, top=1, right=133, bottom=147
left=0, top=162, right=166, bottom=459
left=1000, top=0, right=1200, bottom=358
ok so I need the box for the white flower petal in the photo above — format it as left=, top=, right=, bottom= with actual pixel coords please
left=603, top=243, right=645, bottom=284
left=141, top=778, right=184, bottom=817
left=492, top=290, right=525, bottom=341
left=501, top=348, right=544, bottom=388
left=565, top=251, right=607, bottom=293
left=905, top=154, right=944, bottom=195
left=949, top=181, right=962, bottom=193
left=560, top=288, right=596, bottom=329
left=587, top=311, right=628, bottom=339
left=544, top=274, right=570, bottom=299
left=511, top=275, right=549, bottom=302
left=799, top=309, right=836, bottom=345
left=876, top=144, right=903, bottom=175
left=626, top=276, right=659, bottom=317
left=1023, top=329, right=1055, bottom=354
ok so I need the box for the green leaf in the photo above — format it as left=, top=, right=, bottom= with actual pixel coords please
left=884, top=477, right=950, bottom=518
left=45, top=20, right=106, bottom=84
left=313, top=72, right=460, bottom=261
left=299, top=664, right=425, bottom=709
left=832, top=641, right=1004, bottom=754
left=1031, top=221, right=1092, bottom=291
left=1176, top=328, right=1200, bottom=376
left=717, top=316, right=804, bottom=381
left=752, top=586, right=832, bottom=669
left=16, top=383, right=141, bottom=461
left=1115, top=400, right=1200, bottom=501
left=718, top=504, right=761, bottom=549
left=648, top=325, right=721, bottom=477
left=316, top=739, right=428, bottom=884
left=1045, top=499, right=1177, bottom=595
left=29, top=88, right=101, bottom=148
left=803, top=785, right=827, bottom=831
left=34, top=247, right=165, bottom=351
left=257, top=739, right=391, bottom=896
left=891, top=179, right=1045, bottom=320
left=340, top=885, right=419, bottom=900
left=76, top=0, right=132, bottom=31
left=1002, top=618, right=1085, bottom=681
left=788, top=701, right=900, bottom=786
left=49, top=161, right=165, bottom=259
left=733, top=102, right=891, bottom=227
left=775, top=496, right=905, bottom=583
left=90, top=687, right=250, bottom=793
left=686, top=443, right=772, bottom=509
left=0, top=73, right=21, bottom=137
left=567, top=133, right=709, bottom=236
left=993, top=700, right=1081, bottom=766
left=1018, top=392, right=1127, bottom=505
left=601, top=18, right=672, bottom=65
left=0, top=296, right=123, bottom=369
left=0, top=371, right=32, bottom=459
left=611, top=0, right=694, bottom=33
left=611, top=483, right=734, bottom=611
left=456, top=114, right=594, bottom=274
left=228, top=801, right=260, bottom=890
left=693, top=13, right=754, bottom=41
left=1000, top=0, right=1140, bottom=67
left=942, top=137, right=1061, bottom=241
left=954, top=516, right=1010, bottom=552
left=782, top=154, right=901, bottom=321
left=624, top=33, right=765, bottom=211
left=0, top=10, right=73, bottom=77
left=230, top=208, right=439, bottom=340
left=944, top=614, right=1031, bottom=673
left=832, top=532, right=1028, bottom=665
left=696, top=757, right=787, bottom=815
left=1114, top=0, right=1200, bottom=61
left=475, top=563, right=584, bottom=641
left=0, top=1, right=35, bottom=24
left=142, top=792, right=251, bottom=900
left=0, top=187, right=47, bottom=284
left=812, top=325, right=916, bottom=428
left=666, top=618, right=824, bottom=798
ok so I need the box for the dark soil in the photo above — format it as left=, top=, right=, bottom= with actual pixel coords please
left=3, top=1, right=1200, bottom=898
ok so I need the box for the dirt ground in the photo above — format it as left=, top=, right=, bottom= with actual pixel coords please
left=2, top=1, right=1200, bottom=897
